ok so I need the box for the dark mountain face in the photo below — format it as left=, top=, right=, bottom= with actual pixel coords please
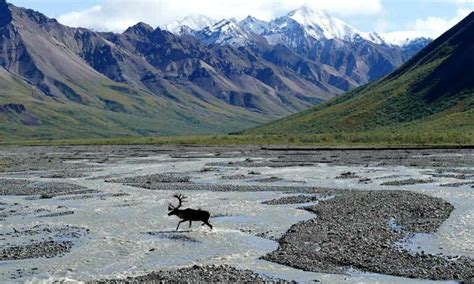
left=391, top=13, right=474, bottom=102
left=0, top=0, right=11, bottom=26
left=0, top=4, right=45, bottom=91
left=301, top=38, right=405, bottom=85
left=98, top=26, right=334, bottom=113
left=259, top=22, right=415, bottom=87
left=244, top=13, right=474, bottom=136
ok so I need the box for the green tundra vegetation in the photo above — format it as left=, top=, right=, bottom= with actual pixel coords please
left=0, top=159, right=9, bottom=172
left=2, top=130, right=472, bottom=147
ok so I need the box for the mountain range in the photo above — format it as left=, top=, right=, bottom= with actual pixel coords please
left=164, top=6, right=429, bottom=48
left=0, top=1, right=431, bottom=139
left=165, top=6, right=433, bottom=86
left=244, top=12, right=474, bottom=136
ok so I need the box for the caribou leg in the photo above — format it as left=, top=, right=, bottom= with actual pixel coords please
left=176, top=220, right=186, bottom=231
left=204, top=221, right=213, bottom=230
left=189, top=220, right=192, bottom=228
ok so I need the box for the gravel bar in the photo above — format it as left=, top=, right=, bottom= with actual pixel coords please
left=92, top=265, right=289, bottom=283
left=0, top=179, right=96, bottom=196
left=1, top=241, right=72, bottom=261
left=263, top=190, right=474, bottom=281
left=262, top=195, right=323, bottom=205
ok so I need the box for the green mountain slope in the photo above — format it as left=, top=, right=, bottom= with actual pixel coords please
left=0, top=67, right=267, bottom=140
left=244, top=12, right=474, bottom=136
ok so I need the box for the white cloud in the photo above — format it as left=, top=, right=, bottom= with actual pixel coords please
left=383, top=8, right=471, bottom=43
left=58, top=0, right=383, bottom=32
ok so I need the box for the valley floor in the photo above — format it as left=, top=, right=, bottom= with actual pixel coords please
left=0, top=146, right=473, bottom=282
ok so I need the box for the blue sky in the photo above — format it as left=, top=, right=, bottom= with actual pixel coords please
left=9, top=0, right=101, bottom=17
left=8, top=0, right=474, bottom=39
left=350, top=0, right=470, bottom=31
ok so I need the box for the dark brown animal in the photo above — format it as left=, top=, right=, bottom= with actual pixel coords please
left=168, top=194, right=213, bottom=231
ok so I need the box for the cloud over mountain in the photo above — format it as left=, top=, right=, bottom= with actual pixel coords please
left=58, top=0, right=383, bottom=32
left=384, top=8, right=471, bottom=44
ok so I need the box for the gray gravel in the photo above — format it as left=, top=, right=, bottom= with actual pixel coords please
left=37, top=210, right=74, bottom=218
left=262, top=195, right=322, bottom=205
left=1, top=241, right=72, bottom=260
left=221, top=174, right=249, bottom=180
left=57, top=192, right=129, bottom=201
left=145, top=231, right=199, bottom=243
left=254, top=176, right=287, bottom=183
left=1, top=225, right=88, bottom=261
left=1, top=224, right=88, bottom=239
left=439, top=181, right=474, bottom=187
left=0, top=202, right=48, bottom=219
left=263, top=190, right=474, bottom=281
left=201, top=148, right=474, bottom=168
left=92, top=265, right=288, bottom=283
left=124, top=181, right=340, bottom=194
left=381, top=178, right=434, bottom=186
left=107, top=173, right=191, bottom=184
left=0, top=179, right=96, bottom=196
left=0, top=203, right=72, bottom=220
left=40, top=171, right=87, bottom=178
left=206, top=160, right=316, bottom=168
left=1, top=146, right=473, bottom=171
left=335, top=172, right=361, bottom=179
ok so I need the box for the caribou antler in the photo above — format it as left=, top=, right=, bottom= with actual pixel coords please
left=168, top=193, right=187, bottom=211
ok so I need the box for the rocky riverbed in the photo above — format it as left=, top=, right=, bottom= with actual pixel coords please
left=263, top=190, right=473, bottom=280
left=0, top=145, right=472, bottom=282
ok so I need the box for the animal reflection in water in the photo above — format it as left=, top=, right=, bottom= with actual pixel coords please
left=168, top=194, right=213, bottom=231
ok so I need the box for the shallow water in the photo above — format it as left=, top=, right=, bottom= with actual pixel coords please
left=0, top=152, right=472, bottom=283
left=195, top=163, right=474, bottom=258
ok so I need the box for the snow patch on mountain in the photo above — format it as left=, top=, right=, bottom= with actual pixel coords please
left=285, top=5, right=360, bottom=41
left=195, top=19, right=260, bottom=46
left=164, top=14, right=216, bottom=35
left=359, top=31, right=386, bottom=45
left=239, top=16, right=270, bottom=35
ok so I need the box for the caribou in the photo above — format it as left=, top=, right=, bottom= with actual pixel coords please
left=168, top=194, right=213, bottom=231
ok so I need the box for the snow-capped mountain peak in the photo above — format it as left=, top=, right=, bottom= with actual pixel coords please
left=161, top=7, right=432, bottom=49
left=239, top=16, right=270, bottom=35
left=163, top=14, right=216, bottom=35
left=195, top=18, right=260, bottom=46
left=284, top=5, right=360, bottom=41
